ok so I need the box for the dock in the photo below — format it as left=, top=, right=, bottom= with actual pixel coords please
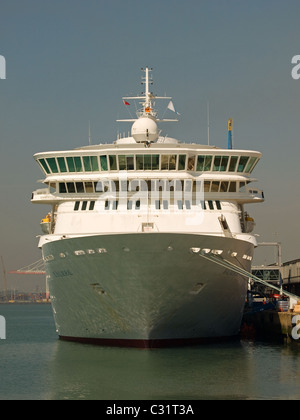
left=242, top=309, right=300, bottom=342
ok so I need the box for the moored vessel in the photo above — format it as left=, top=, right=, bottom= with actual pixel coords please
left=32, top=67, right=264, bottom=347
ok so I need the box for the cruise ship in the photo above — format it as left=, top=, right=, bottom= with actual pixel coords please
left=32, top=67, right=264, bottom=348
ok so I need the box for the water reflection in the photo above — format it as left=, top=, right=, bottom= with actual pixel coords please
left=2, top=304, right=300, bottom=400
left=48, top=339, right=258, bottom=400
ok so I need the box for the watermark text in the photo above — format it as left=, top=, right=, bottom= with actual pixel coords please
left=0, top=316, right=6, bottom=340
left=0, top=55, right=6, bottom=79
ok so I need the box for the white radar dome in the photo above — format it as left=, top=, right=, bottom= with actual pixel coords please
left=131, top=117, right=159, bottom=142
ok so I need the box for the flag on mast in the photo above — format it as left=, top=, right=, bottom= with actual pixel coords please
left=123, top=100, right=130, bottom=106
left=167, top=101, right=180, bottom=115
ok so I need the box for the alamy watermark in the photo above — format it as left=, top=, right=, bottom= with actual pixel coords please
left=292, top=315, right=300, bottom=340
left=92, top=175, right=206, bottom=227
left=0, top=55, right=6, bottom=79
left=0, top=316, right=6, bottom=340
left=291, top=55, right=300, bottom=80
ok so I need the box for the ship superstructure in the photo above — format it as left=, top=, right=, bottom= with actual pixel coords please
left=32, top=68, right=264, bottom=347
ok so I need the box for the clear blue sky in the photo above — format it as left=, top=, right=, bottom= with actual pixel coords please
left=0, top=0, right=300, bottom=291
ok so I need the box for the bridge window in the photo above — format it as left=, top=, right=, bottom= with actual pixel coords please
left=109, top=155, right=117, bottom=171
left=161, top=155, right=177, bottom=170
left=228, top=182, right=237, bottom=192
left=57, top=157, right=67, bottom=173
left=59, top=183, right=67, bottom=193
left=204, top=181, right=211, bottom=192
left=212, top=155, right=229, bottom=172
left=211, top=181, right=220, bottom=192
left=66, top=182, right=76, bottom=193
left=38, top=158, right=50, bottom=174
left=85, top=182, right=94, bottom=193
left=118, top=155, right=134, bottom=171
left=46, top=158, right=59, bottom=173
left=237, top=156, right=250, bottom=172
left=83, top=156, right=99, bottom=172
left=178, top=155, right=186, bottom=170
left=66, top=157, right=83, bottom=172
left=75, top=182, right=84, bottom=193
left=220, top=181, right=229, bottom=192
left=245, top=156, right=258, bottom=173
left=188, top=155, right=196, bottom=171
left=228, top=156, right=239, bottom=172
left=197, top=155, right=213, bottom=172
left=136, top=154, right=160, bottom=170
left=100, top=155, right=108, bottom=171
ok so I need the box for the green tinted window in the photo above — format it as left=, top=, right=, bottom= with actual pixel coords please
left=118, top=155, right=134, bottom=171
left=220, top=156, right=229, bottom=171
left=126, top=156, right=134, bottom=170
left=100, top=155, right=108, bottom=171
left=144, top=155, right=151, bottom=170
left=178, top=155, right=186, bottom=170
left=203, top=156, right=212, bottom=171
left=213, top=156, right=222, bottom=171
left=136, top=155, right=144, bottom=170
left=228, top=156, right=238, bottom=172
left=152, top=155, right=159, bottom=170
left=83, top=156, right=92, bottom=172
left=136, top=155, right=160, bottom=170
left=74, top=157, right=83, bottom=172
left=39, top=158, right=50, bottom=174
left=118, top=155, right=126, bottom=170
left=237, top=156, right=250, bottom=172
left=109, top=155, right=117, bottom=170
left=91, top=156, right=99, bottom=171
left=66, top=157, right=75, bottom=172
left=197, top=156, right=205, bottom=171
left=46, top=158, right=58, bottom=173
left=245, top=157, right=257, bottom=173
left=57, top=157, right=67, bottom=173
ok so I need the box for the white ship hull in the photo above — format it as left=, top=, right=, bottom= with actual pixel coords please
left=43, top=233, right=253, bottom=348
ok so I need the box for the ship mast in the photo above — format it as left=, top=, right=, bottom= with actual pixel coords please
left=144, top=66, right=151, bottom=110
left=117, top=66, right=178, bottom=123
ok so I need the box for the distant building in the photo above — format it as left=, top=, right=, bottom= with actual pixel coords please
left=251, top=257, right=300, bottom=297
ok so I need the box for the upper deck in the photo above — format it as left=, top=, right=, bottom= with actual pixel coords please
left=34, top=139, right=261, bottom=181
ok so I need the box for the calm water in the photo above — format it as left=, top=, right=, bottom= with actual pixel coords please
left=1, top=304, right=300, bottom=400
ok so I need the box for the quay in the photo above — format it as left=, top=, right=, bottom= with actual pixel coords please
left=242, top=309, right=300, bottom=342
